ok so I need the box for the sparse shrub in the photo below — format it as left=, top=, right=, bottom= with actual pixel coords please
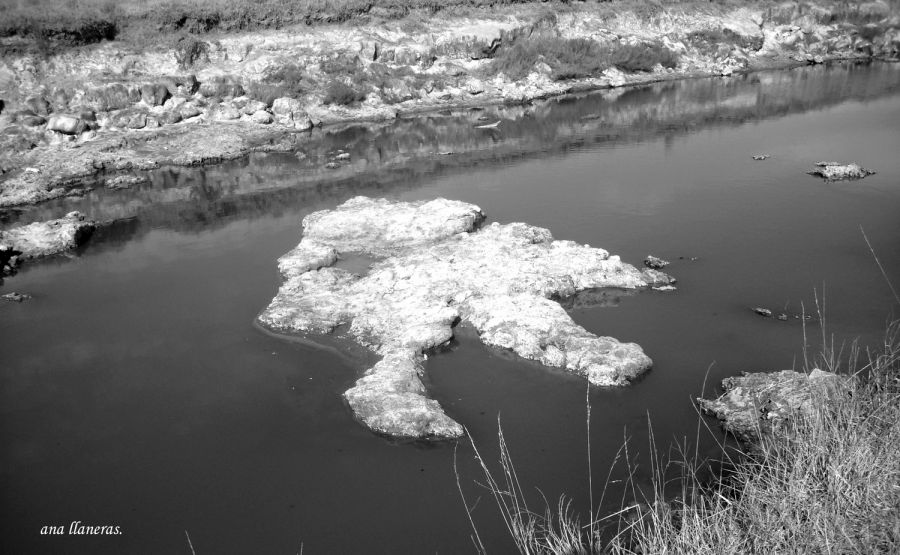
left=488, top=36, right=609, bottom=81
left=688, top=27, right=763, bottom=52
left=323, top=81, right=365, bottom=106
left=488, top=36, right=678, bottom=81
left=173, top=35, right=209, bottom=69
left=610, top=42, right=678, bottom=72
left=247, top=63, right=310, bottom=106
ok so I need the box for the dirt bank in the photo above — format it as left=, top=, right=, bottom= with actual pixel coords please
left=0, top=1, right=897, bottom=208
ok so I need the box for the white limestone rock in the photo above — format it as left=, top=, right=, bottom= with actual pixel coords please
left=258, top=197, right=674, bottom=439
left=0, top=211, right=95, bottom=259
left=810, top=161, right=876, bottom=181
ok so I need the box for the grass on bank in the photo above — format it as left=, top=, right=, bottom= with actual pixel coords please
left=459, top=318, right=900, bottom=553
left=485, top=35, right=679, bottom=81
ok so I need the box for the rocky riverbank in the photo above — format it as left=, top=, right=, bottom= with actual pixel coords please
left=257, top=197, right=674, bottom=439
left=0, top=1, right=897, bottom=208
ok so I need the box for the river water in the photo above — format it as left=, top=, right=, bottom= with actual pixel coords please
left=2, top=61, right=899, bottom=554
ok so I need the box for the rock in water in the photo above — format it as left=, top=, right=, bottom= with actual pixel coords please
left=698, top=369, right=844, bottom=443
left=810, top=161, right=876, bottom=181
left=0, top=211, right=95, bottom=259
left=2, top=292, right=31, bottom=302
left=643, top=255, right=670, bottom=269
left=258, top=197, right=674, bottom=440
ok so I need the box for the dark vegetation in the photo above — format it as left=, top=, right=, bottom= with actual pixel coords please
left=486, top=35, right=679, bottom=81
left=173, top=35, right=209, bottom=69
left=687, top=27, right=764, bottom=51
left=247, top=63, right=310, bottom=107
left=323, top=81, right=367, bottom=105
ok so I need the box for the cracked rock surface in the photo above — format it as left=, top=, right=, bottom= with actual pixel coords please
left=698, top=369, right=844, bottom=443
left=258, top=196, right=674, bottom=439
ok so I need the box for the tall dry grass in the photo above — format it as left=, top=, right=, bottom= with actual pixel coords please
left=458, top=315, right=900, bottom=554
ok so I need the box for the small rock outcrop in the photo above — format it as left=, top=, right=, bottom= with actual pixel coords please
left=47, top=114, right=87, bottom=135
left=698, top=369, right=844, bottom=443
left=810, top=161, right=876, bottom=181
left=643, top=255, right=670, bottom=269
left=0, top=211, right=95, bottom=259
left=258, top=197, right=674, bottom=439
left=271, top=97, right=313, bottom=130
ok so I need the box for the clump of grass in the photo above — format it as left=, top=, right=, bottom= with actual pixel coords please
left=487, top=36, right=609, bottom=81
left=323, top=81, right=366, bottom=105
left=687, top=27, right=763, bottom=52
left=460, top=318, right=900, bottom=554
left=246, top=63, right=311, bottom=105
left=487, top=36, right=678, bottom=81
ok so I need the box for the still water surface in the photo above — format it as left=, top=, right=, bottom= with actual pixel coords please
left=2, top=62, right=899, bottom=554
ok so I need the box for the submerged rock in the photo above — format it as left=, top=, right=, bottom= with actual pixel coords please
left=2, top=291, right=32, bottom=302
left=0, top=211, right=95, bottom=259
left=258, top=197, right=674, bottom=439
left=698, top=369, right=844, bottom=443
left=810, top=161, right=876, bottom=181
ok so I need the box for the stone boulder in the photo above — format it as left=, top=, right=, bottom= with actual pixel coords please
left=271, top=97, right=312, bottom=130
left=140, top=83, right=171, bottom=106
left=158, top=110, right=183, bottom=125
left=109, top=109, right=149, bottom=130
left=258, top=197, right=675, bottom=439
left=179, top=103, right=202, bottom=119
left=698, top=369, right=845, bottom=443
left=209, top=103, right=241, bottom=121
left=250, top=110, right=273, bottom=124
left=47, top=114, right=87, bottom=135
left=0, top=211, right=95, bottom=259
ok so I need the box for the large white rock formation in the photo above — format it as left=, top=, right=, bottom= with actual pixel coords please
left=258, top=197, right=674, bottom=439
